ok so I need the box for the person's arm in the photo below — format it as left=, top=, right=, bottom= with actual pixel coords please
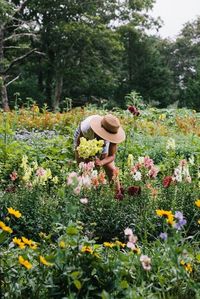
left=95, top=143, right=117, bottom=166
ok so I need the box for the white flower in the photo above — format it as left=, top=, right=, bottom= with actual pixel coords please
left=124, top=228, right=133, bottom=236
left=166, top=138, right=175, bottom=151
left=138, top=156, right=144, bottom=164
left=133, top=171, right=142, bottom=181
left=80, top=198, right=88, bottom=204
left=188, top=155, right=195, bottom=165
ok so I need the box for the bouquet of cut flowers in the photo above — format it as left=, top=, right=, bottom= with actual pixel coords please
left=77, top=137, right=104, bottom=159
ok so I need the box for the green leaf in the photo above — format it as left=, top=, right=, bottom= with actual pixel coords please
left=101, top=290, right=110, bottom=299
left=120, top=280, right=129, bottom=289
left=73, top=279, right=82, bottom=290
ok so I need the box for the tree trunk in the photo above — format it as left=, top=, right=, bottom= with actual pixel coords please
left=0, top=25, right=10, bottom=111
left=1, top=80, right=9, bottom=111
left=53, top=75, right=63, bottom=111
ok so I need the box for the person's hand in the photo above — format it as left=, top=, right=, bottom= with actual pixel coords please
left=95, top=158, right=103, bottom=167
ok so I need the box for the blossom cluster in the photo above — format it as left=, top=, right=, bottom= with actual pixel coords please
left=162, top=159, right=192, bottom=188
left=19, top=155, right=58, bottom=187
left=77, top=137, right=104, bottom=159
left=67, top=162, right=107, bottom=195
left=131, top=156, right=159, bottom=181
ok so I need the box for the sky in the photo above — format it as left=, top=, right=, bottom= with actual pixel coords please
left=149, top=0, right=200, bottom=39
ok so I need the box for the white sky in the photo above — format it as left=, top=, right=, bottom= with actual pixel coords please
left=149, top=0, right=200, bottom=39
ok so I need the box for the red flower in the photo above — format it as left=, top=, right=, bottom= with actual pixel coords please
left=128, top=106, right=140, bottom=116
left=162, top=176, right=172, bottom=188
left=128, top=186, right=141, bottom=196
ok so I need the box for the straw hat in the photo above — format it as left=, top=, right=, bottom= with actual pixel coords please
left=90, top=114, right=125, bottom=144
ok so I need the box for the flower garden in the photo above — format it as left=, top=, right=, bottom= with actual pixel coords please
left=0, top=105, right=200, bottom=298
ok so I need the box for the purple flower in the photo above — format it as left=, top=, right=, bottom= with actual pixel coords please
left=175, top=211, right=184, bottom=221
left=159, top=232, right=168, bottom=240
left=174, top=211, right=187, bottom=230
left=174, top=219, right=187, bottom=230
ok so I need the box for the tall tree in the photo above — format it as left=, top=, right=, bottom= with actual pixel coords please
left=0, top=0, right=37, bottom=110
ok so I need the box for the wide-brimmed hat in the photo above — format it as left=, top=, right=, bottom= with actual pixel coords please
left=90, top=114, right=125, bottom=144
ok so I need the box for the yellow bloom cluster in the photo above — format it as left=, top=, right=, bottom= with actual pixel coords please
left=77, top=137, right=104, bottom=159
left=156, top=209, right=175, bottom=225
left=18, top=255, right=32, bottom=270
left=39, top=255, right=53, bottom=266
left=195, top=199, right=200, bottom=208
left=7, top=207, right=22, bottom=218
left=103, top=241, right=126, bottom=248
left=180, top=260, right=193, bottom=273
left=0, top=221, right=13, bottom=233
left=13, top=236, right=37, bottom=250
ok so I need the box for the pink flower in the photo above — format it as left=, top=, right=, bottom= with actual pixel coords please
left=140, top=255, right=151, bottom=271
left=144, top=157, right=154, bottom=169
left=36, top=167, right=46, bottom=177
left=131, top=163, right=141, bottom=174
left=67, top=171, right=78, bottom=185
left=10, top=171, right=18, bottom=181
left=124, top=228, right=133, bottom=236
left=148, top=166, right=159, bottom=178
left=74, top=186, right=81, bottom=195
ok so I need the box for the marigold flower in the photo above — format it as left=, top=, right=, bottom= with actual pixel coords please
left=7, top=207, right=22, bottom=218
left=195, top=200, right=200, bottom=208
left=39, top=255, right=53, bottom=266
left=18, top=256, right=32, bottom=270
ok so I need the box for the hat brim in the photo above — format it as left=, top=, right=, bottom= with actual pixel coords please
left=90, top=116, right=126, bottom=144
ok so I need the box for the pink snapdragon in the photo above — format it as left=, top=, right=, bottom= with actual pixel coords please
left=36, top=167, right=46, bottom=177
left=10, top=171, right=18, bottom=181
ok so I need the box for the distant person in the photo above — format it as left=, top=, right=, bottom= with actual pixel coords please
left=74, top=114, right=126, bottom=197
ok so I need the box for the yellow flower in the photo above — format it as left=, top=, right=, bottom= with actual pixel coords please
left=21, top=236, right=33, bottom=246
left=156, top=209, right=175, bottom=225
left=39, top=255, right=53, bottom=266
left=21, top=237, right=37, bottom=249
left=195, top=200, right=200, bottom=208
left=7, top=207, right=22, bottom=218
left=13, top=237, right=26, bottom=249
left=198, top=219, right=200, bottom=225
left=185, top=263, right=192, bottom=273
left=0, top=221, right=13, bottom=233
left=77, top=137, right=104, bottom=159
left=114, top=240, right=126, bottom=248
left=59, top=240, right=66, bottom=248
left=103, top=242, right=114, bottom=248
left=18, top=256, right=32, bottom=270
left=81, top=245, right=93, bottom=254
